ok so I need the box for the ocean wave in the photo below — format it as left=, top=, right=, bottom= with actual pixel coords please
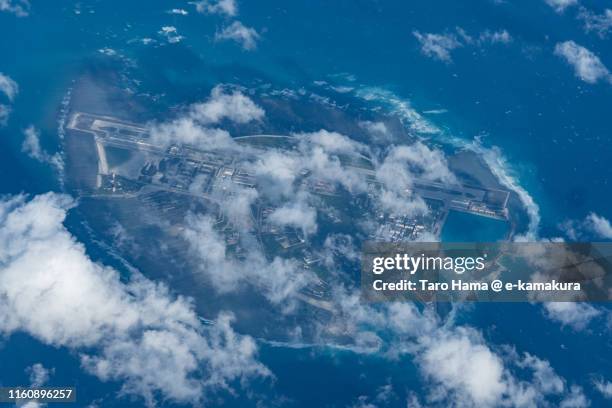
left=355, top=86, right=441, bottom=135
left=469, top=140, right=541, bottom=241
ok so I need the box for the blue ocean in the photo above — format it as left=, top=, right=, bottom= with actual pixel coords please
left=0, top=1, right=611, bottom=407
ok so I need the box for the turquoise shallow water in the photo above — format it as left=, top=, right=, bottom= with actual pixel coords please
left=442, top=211, right=509, bottom=242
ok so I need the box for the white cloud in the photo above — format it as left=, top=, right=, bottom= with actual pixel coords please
left=413, top=28, right=512, bottom=63
left=251, top=130, right=457, bottom=220
left=0, top=104, right=10, bottom=126
left=305, top=282, right=583, bottom=408
left=323, top=297, right=569, bottom=408
left=27, top=363, right=53, bottom=387
left=246, top=129, right=370, bottom=199
left=560, top=385, right=589, bottom=408
left=268, top=197, right=318, bottom=236
left=0, top=193, right=269, bottom=406
left=191, top=85, right=265, bottom=124
left=374, top=142, right=456, bottom=216
left=358, top=121, right=393, bottom=143
left=182, top=213, right=316, bottom=305
left=303, top=129, right=367, bottom=155
left=479, top=29, right=512, bottom=44
left=457, top=28, right=513, bottom=45
left=0, top=73, right=18, bottom=126
left=0, top=72, right=18, bottom=101
left=193, top=0, right=237, bottom=17
left=420, top=328, right=506, bottom=407
left=81, top=310, right=270, bottom=404
left=413, top=31, right=462, bottom=62
left=585, top=212, right=612, bottom=238
left=21, top=402, right=44, bottom=408
left=559, top=219, right=580, bottom=240
left=149, top=86, right=264, bottom=149
left=578, top=8, right=612, bottom=38
left=215, top=21, right=260, bottom=50
left=321, top=234, right=360, bottom=269
left=323, top=287, right=583, bottom=408
left=517, top=353, right=565, bottom=395
left=545, top=0, right=578, bottom=13
left=0, top=0, right=29, bottom=16
left=377, top=189, right=428, bottom=218
left=381, top=142, right=457, bottom=184
left=158, top=26, right=184, bottom=43
left=209, top=181, right=259, bottom=229
left=303, top=144, right=368, bottom=192
left=22, top=125, right=45, bottom=159
left=246, top=150, right=301, bottom=197
left=554, top=41, right=611, bottom=84
left=543, top=302, right=602, bottom=330
left=98, top=47, right=120, bottom=57
left=560, top=212, right=612, bottom=240
left=167, top=8, right=189, bottom=15
left=182, top=215, right=234, bottom=290
left=594, top=378, right=612, bottom=399
left=416, top=326, right=583, bottom=407
left=249, top=130, right=373, bottom=195
left=150, top=117, right=235, bottom=149
left=21, top=125, right=64, bottom=171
